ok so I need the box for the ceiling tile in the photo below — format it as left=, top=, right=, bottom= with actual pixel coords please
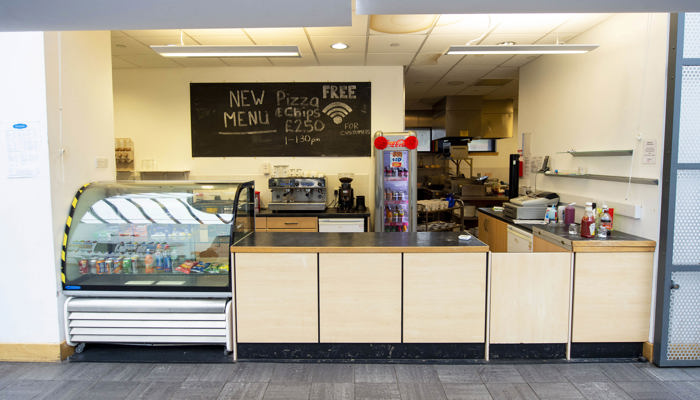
left=369, top=14, right=437, bottom=35
left=455, top=54, right=512, bottom=66
left=420, top=34, right=477, bottom=53
left=555, top=14, right=611, bottom=33
left=111, top=36, right=156, bottom=55
left=366, top=53, right=414, bottom=66
left=484, top=80, right=519, bottom=100
left=483, top=66, right=518, bottom=79
left=315, top=53, right=365, bottom=66
left=123, top=30, right=199, bottom=46
left=406, top=63, right=454, bottom=81
left=479, top=33, right=545, bottom=46
left=457, top=86, right=498, bottom=96
left=535, top=32, right=579, bottom=45
left=432, top=14, right=493, bottom=35
left=367, top=34, right=425, bottom=53
left=244, top=27, right=307, bottom=42
left=111, top=56, right=137, bottom=69
left=308, top=35, right=366, bottom=53
left=220, top=58, right=274, bottom=67
left=269, top=56, right=319, bottom=66
left=305, top=14, right=368, bottom=36
left=117, top=54, right=182, bottom=68
left=439, top=69, right=484, bottom=85
left=171, top=58, right=228, bottom=67
left=183, top=28, right=247, bottom=37
left=111, top=30, right=127, bottom=37
left=491, top=14, right=571, bottom=35
left=186, top=35, right=255, bottom=46
left=501, top=54, right=540, bottom=67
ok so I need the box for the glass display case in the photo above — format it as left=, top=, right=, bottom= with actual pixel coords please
left=61, top=181, right=254, bottom=294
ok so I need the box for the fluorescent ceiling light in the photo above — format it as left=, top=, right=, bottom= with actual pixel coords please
left=445, top=44, right=599, bottom=55
left=150, top=45, right=301, bottom=57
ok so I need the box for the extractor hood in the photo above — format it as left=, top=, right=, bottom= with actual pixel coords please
left=432, top=96, right=514, bottom=139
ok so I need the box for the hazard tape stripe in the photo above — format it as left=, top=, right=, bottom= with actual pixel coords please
left=61, top=183, right=91, bottom=283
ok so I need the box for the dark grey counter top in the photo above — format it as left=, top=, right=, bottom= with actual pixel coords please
left=257, top=208, right=370, bottom=218
left=231, top=232, right=488, bottom=253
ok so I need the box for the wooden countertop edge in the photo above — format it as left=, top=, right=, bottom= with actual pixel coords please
left=231, top=245, right=489, bottom=253
left=573, top=246, right=656, bottom=253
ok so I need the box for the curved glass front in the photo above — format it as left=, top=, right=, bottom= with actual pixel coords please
left=62, top=181, right=254, bottom=292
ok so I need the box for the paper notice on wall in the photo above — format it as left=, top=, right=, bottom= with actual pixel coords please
left=642, top=139, right=657, bottom=165
left=5, top=122, right=41, bottom=178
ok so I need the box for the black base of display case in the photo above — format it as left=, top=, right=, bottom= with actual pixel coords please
left=237, top=343, right=485, bottom=360
left=570, top=342, right=644, bottom=359
left=68, top=343, right=233, bottom=363
left=489, top=344, right=567, bottom=360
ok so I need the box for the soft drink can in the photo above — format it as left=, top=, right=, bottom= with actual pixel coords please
left=113, top=257, right=123, bottom=274
left=105, top=258, right=114, bottom=274
left=78, top=259, right=89, bottom=275
left=122, top=257, right=132, bottom=274
left=89, top=258, right=97, bottom=274
left=96, top=258, right=105, bottom=275
left=131, top=255, right=139, bottom=274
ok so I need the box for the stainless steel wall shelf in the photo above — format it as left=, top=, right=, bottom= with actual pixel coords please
left=543, top=172, right=658, bottom=185
left=562, top=150, right=634, bottom=157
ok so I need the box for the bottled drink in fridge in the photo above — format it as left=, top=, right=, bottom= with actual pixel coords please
left=163, top=244, right=172, bottom=273
left=154, top=243, right=163, bottom=272
left=144, top=249, right=154, bottom=274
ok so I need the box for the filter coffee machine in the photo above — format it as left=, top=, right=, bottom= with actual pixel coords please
left=338, top=177, right=354, bottom=212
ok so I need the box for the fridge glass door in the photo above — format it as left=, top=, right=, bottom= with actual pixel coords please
left=382, top=150, right=410, bottom=232
left=63, top=181, right=254, bottom=293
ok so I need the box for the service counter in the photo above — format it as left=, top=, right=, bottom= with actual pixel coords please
left=230, top=230, right=655, bottom=361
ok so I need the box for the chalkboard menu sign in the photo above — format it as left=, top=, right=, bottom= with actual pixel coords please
left=190, top=82, right=371, bottom=157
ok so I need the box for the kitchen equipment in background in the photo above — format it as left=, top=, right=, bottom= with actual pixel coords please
left=318, top=218, right=365, bottom=232
left=508, top=153, right=519, bottom=199
left=338, top=177, right=355, bottom=211
left=268, top=177, right=327, bottom=211
left=355, top=195, right=367, bottom=212
left=374, top=131, right=418, bottom=232
left=503, top=192, right=560, bottom=220
left=507, top=225, right=533, bottom=252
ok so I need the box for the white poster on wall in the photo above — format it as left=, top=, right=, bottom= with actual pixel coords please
left=642, top=139, right=657, bottom=165
left=4, top=122, right=41, bottom=178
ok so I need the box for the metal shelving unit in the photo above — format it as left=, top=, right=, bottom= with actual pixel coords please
left=417, top=199, right=465, bottom=232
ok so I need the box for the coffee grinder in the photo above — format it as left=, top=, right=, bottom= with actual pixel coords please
left=338, top=177, right=354, bottom=211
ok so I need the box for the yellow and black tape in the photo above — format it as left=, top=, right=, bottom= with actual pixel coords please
left=60, top=183, right=91, bottom=279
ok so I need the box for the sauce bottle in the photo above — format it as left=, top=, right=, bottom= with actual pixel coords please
left=580, top=203, right=596, bottom=238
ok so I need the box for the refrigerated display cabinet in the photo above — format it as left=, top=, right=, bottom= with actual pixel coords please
left=61, top=181, right=254, bottom=354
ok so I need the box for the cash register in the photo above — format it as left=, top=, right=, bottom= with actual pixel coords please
left=503, top=192, right=559, bottom=219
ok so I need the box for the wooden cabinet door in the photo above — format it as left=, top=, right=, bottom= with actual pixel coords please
left=490, top=253, right=571, bottom=343
left=319, top=253, right=401, bottom=342
left=235, top=253, right=318, bottom=342
left=478, top=214, right=508, bottom=252
left=572, top=252, right=653, bottom=342
left=478, top=214, right=490, bottom=246
left=403, top=253, right=486, bottom=342
left=255, top=217, right=267, bottom=232
left=533, top=235, right=569, bottom=252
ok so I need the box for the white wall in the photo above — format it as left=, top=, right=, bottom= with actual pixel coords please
left=44, top=31, right=116, bottom=340
left=518, top=13, right=669, bottom=341
left=113, top=66, right=405, bottom=217
left=0, top=31, right=114, bottom=346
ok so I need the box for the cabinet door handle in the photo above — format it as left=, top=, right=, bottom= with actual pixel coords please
left=284, top=222, right=299, bottom=225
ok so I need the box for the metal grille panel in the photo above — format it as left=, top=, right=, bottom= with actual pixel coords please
left=684, top=13, right=700, bottom=58
left=678, top=66, right=700, bottom=163
left=667, top=271, right=700, bottom=361
left=672, top=170, right=700, bottom=265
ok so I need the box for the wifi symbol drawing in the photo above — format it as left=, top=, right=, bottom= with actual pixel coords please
left=322, top=102, right=353, bottom=124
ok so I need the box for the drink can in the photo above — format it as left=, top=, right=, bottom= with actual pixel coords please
left=105, top=258, right=114, bottom=274
left=78, top=259, right=89, bottom=275
left=131, top=255, right=139, bottom=274
left=89, top=258, right=97, bottom=274
left=113, top=257, right=123, bottom=274
left=122, top=257, right=132, bottom=274
left=96, top=258, right=105, bottom=275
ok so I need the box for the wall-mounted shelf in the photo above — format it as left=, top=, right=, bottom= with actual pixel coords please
left=561, top=149, right=634, bottom=157
left=543, top=172, right=658, bottom=185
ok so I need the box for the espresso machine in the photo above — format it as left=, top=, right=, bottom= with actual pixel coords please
left=338, top=177, right=354, bottom=212
left=268, top=177, right=327, bottom=211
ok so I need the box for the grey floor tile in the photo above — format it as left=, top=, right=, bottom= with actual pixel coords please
left=600, top=364, right=654, bottom=383
left=310, top=382, right=354, bottom=400
left=515, top=364, right=568, bottom=383
left=229, top=363, right=274, bottom=382
left=0, top=363, right=31, bottom=380
left=616, top=381, right=681, bottom=400
left=217, top=382, right=267, bottom=400
left=574, top=381, right=633, bottom=400
left=442, top=383, right=493, bottom=400
left=35, top=379, right=97, bottom=400
left=141, top=364, right=195, bottom=382
left=484, top=383, right=538, bottom=400
left=98, top=363, right=155, bottom=382
left=530, top=382, right=585, bottom=399
left=395, top=365, right=440, bottom=383
left=436, top=365, right=482, bottom=383
left=124, top=381, right=180, bottom=400
left=478, top=365, right=525, bottom=384
left=262, top=382, right=311, bottom=400
left=562, top=365, right=611, bottom=384
left=398, top=382, right=448, bottom=400
left=640, top=367, right=694, bottom=382
left=270, top=363, right=314, bottom=383
left=310, top=363, right=354, bottom=383
left=56, top=362, right=115, bottom=381
left=0, top=380, right=64, bottom=400
left=74, top=380, right=138, bottom=400
left=15, top=363, right=68, bottom=380
left=659, top=381, right=700, bottom=399
left=354, top=383, right=401, bottom=400
left=184, top=363, right=237, bottom=382
left=678, top=368, right=700, bottom=380
left=170, top=381, right=225, bottom=400
left=354, top=364, right=397, bottom=383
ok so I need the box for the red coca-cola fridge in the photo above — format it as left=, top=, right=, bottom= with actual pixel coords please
left=374, top=131, right=418, bottom=232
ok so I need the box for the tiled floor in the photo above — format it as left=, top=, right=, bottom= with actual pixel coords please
left=0, top=361, right=699, bottom=399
